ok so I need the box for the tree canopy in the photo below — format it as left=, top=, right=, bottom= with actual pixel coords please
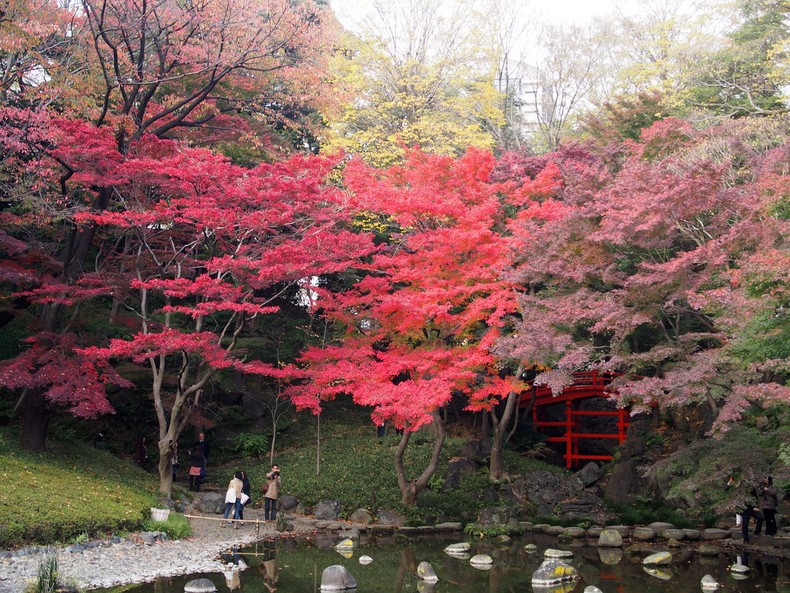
left=0, top=0, right=788, bottom=501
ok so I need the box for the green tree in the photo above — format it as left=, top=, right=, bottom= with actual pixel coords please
left=686, top=0, right=789, bottom=116
left=324, top=0, right=503, bottom=167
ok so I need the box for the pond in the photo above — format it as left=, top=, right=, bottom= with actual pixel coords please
left=114, top=532, right=789, bottom=593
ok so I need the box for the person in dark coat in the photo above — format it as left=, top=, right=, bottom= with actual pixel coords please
left=758, top=476, right=779, bottom=536
left=134, top=436, right=148, bottom=469
left=239, top=470, right=251, bottom=520
left=188, top=443, right=204, bottom=491
left=193, top=432, right=210, bottom=476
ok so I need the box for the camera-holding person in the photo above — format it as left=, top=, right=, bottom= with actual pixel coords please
left=264, top=464, right=281, bottom=522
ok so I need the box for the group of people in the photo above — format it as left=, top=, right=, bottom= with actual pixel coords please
left=223, top=464, right=282, bottom=527
left=733, top=475, right=780, bottom=543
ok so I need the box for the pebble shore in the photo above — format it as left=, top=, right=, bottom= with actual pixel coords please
left=0, top=508, right=280, bottom=593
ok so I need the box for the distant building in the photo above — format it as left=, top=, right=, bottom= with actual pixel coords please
left=494, top=60, right=555, bottom=141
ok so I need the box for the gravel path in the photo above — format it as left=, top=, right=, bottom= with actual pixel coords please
left=0, top=507, right=284, bottom=593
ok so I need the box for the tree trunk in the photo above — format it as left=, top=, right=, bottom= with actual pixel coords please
left=394, top=412, right=446, bottom=506
left=489, top=363, right=524, bottom=481
left=157, top=440, right=174, bottom=497
left=19, top=388, right=49, bottom=452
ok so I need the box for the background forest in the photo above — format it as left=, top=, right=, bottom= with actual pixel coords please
left=0, top=0, right=788, bottom=543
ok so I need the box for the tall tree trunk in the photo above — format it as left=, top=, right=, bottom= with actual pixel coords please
left=157, top=439, right=174, bottom=497
left=15, top=188, right=114, bottom=452
left=395, top=412, right=446, bottom=506
left=18, top=389, right=49, bottom=452
left=489, top=363, right=524, bottom=481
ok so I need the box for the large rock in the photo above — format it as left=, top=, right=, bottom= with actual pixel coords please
left=279, top=495, right=299, bottom=511
left=444, top=457, right=478, bottom=489
left=632, top=527, right=656, bottom=541
left=196, top=492, right=225, bottom=514
left=647, top=522, right=675, bottom=537
left=444, top=542, right=471, bottom=554
left=531, top=560, right=579, bottom=586
left=477, top=506, right=519, bottom=526
left=574, top=462, right=601, bottom=487
left=315, top=500, right=341, bottom=521
left=562, top=527, right=586, bottom=539
left=349, top=509, right=374, bottom=525
left=320, top=565, right=357, bottom=590
left=604, top=460, right=640, bottom=505
left=523, top=471, right=581, bottom=517
left=377, top=509, right=407, bottom=527
left=683, top=529, right=701, bottom=541
left=598, top=528, right=623, bottom=548
left=417, top=562, right=438, bottom=582
left=701, top=528, right=730, bottom=541
left=663, top=529, right=686, bottom=541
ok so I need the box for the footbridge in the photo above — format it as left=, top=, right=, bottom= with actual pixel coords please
left=518, top=371, right=628, bottom=468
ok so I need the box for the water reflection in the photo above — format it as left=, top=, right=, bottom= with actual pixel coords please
left=113, top=533, right=789, bottom=593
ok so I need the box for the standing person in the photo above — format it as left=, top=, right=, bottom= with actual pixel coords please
left=193, top=432, right=210, bottom=477
left=134, top=436, right=148, bottom=469
left=223, top=471, right=244, bottom=529
left=188, top=443, right=204, bottom=491
left=264, top=465, right=281, bottom=522
left=759, top=476, right=779, bottom=536
left=239, top=470, right=252, bottom=521
left=738, top=476, right=763, bottom=543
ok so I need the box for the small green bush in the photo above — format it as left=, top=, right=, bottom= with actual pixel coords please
left=142, top=512, right=191, bottom=539
left=25, top=551, right=59, bottom=593
left=608, top=503, right=692, bottom=528
left=464, top=523, right=525, bottom=537
left=234, top=432, right=271, bottom=459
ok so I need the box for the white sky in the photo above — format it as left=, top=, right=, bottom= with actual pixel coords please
left=329, top=0, right=641, bottom=30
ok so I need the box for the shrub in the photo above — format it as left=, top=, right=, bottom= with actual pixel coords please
left=234, top=432, right=271, bottom=460
left=25, top=551, right=59, bottom=593
left=141, top=512, right=191, bottom=539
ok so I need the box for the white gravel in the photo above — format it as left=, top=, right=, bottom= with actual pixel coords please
left=0, top=511, right=280, bottom=593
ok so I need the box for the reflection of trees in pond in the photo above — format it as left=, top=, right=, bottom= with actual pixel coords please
left=123, top=534, right=790, bottom=593
left=395, top=547, right=418, bottom=593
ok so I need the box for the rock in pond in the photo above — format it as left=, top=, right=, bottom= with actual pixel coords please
left=598, top=528, right=623, bottom=548
left=524, top=543, right=538, bottom=553
left=358, top=555, right=373, bottom=565
left=321, top=565, right=357, bottom=590
left=470, top=554, right=494, bottom=569
left=584, top=587, right=604, bottom=593
left=444, top=542, right=471, bottom=554
left=531, top=560, right=579, bottom=586
left=643, top=551, right=672, bottom=566
left=417, top=562, right=438, bottom=582
left=701, top=574, right=720, bottom=589
left=544, top=548, right=573, bottom=559
left=730, top=563, right=750, bottom=574
left=335, top=538, right=355, bottom=550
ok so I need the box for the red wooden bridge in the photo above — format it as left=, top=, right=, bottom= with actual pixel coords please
left=519, top=371, right=628, bottom=468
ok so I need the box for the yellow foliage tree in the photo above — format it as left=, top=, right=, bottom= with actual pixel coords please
left=324, top=1, right=504, bottom=167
